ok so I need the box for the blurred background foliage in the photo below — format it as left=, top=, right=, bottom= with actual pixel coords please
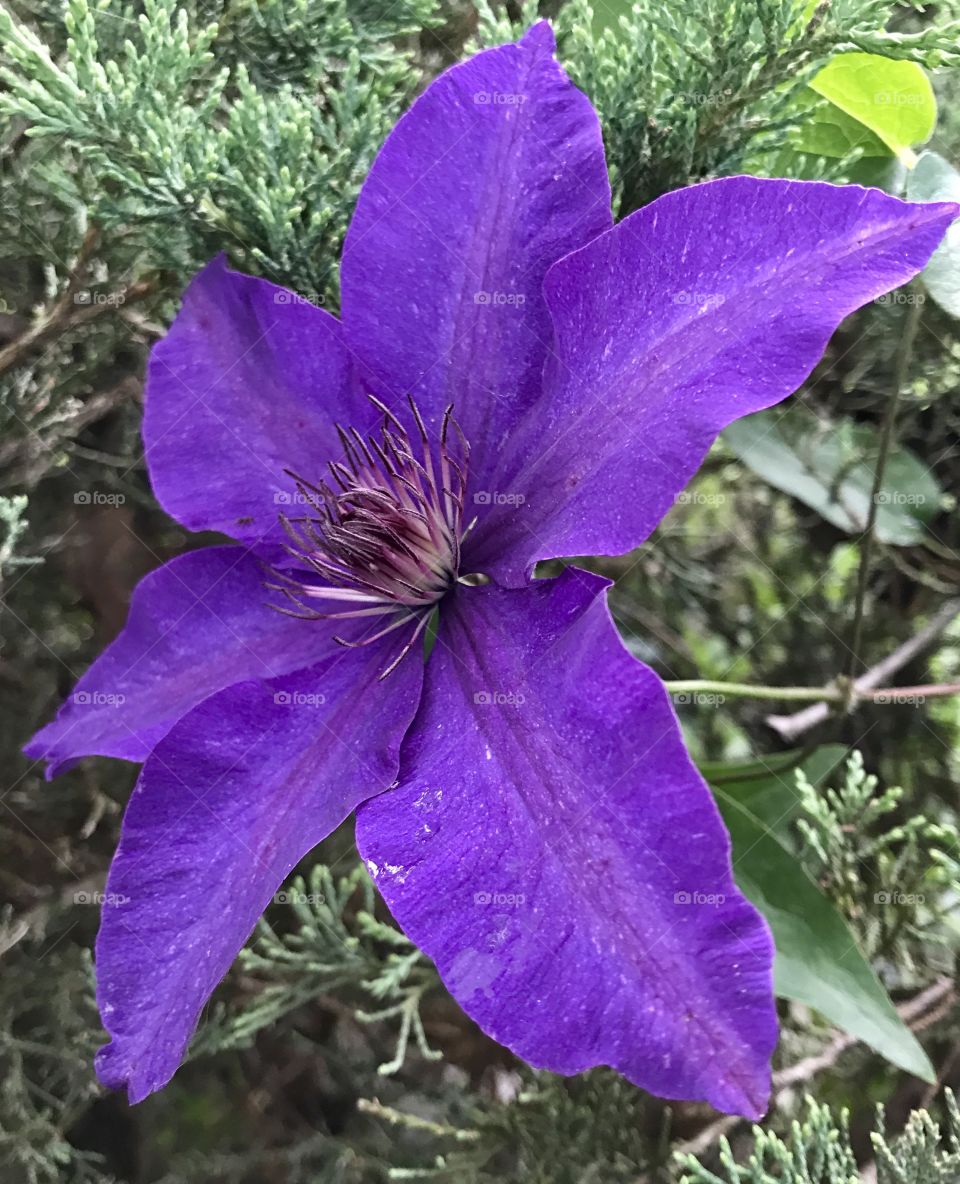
left=1, top=0, right=960, bottom=1179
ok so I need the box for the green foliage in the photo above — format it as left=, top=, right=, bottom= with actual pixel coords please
left=193, top=862, right=441, bottom=1076
left=795, top=751, right=960, bottom=982
left=724, top=403, right=944, bottom=547
left=0, top=0, right=438, bottom=297
left=873, top=1090, right=960, bottom=1183
left=907, top=151, right=960, bottom=317
left=677, top=1092, right=960, bottom=1184
left=357, top=1069, right=662, bottom=1183
left=0, top=938, right=114, bottom=1184
left=0, top=0, right=439, bottom=485
left=549, top=0, right=960, bottom=213
left=715, top=780, right=933, bottom=1081
left=807, top=52, right=936, bottom=160
left=0, top=494, right=37, bottom=580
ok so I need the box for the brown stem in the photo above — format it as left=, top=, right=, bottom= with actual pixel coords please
left=0, top=227, right=155, bottom=376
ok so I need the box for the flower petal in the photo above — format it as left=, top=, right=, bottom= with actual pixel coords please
left=462, top=178, right=959, bottom=582
left=25, top=545, right=331, bottom=775
left=356, top=569, right=776, bottom=1118
left=144, top=255, right=363, bottom=542
left=95, top=641, right=423, bottom=1102
left=340, top=22, right=611, bottom=488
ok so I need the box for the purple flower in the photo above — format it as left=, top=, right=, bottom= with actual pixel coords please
left=25, top=23, right=956, bottom=1117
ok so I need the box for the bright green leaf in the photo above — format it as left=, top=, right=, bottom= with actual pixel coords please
left=906, top=151, right=960, bottom=318
left=724, top=405, right=942, bottom=546
left=809, top=53, right=936, bottom=162
left=714, top=788, right=935, bottom=1082
left=793, top=87, right=891, bottom=159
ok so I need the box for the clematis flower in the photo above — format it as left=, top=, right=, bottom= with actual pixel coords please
left=26, top=22, right=956, bottom=1118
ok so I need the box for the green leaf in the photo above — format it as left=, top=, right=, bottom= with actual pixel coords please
left=724, top=405, right=942, bottom=546
left=808, top=53, right=936, bottom=162
left=714, top=788, right=935, bottom=1082
left=793, top=87, right=891, bottom=159
left=701, top=745, right=848, bottom=842
left=906, top=151, right=960, bottom=318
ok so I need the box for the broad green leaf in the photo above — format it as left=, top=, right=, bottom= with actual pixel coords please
left=724, top=405, right=942, bottom=546
left=793, top=88, right=890, bottom=159
left=808, top=53, right=936, bottom=162
left=701, top=745, right=848, bottom=842
left=906, top=151, right=960, bottom=318
left=714, top=788, right=935, bottom=1082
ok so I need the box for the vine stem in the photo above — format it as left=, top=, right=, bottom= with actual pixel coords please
left=663, top=678, right=960, bottom=702
left=847, top=292, right=923, bottom=680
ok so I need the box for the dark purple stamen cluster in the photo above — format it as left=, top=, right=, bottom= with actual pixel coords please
left=269, top=397, right=470, bottom=678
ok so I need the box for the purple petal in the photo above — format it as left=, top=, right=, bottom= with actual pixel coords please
left=340, top=22, right=611, bottom=489
left=95, top=640, right=423, bottom=1102
left=357, top=569, right=776, bottom=1117
left=463, top=178, right=959, bottom=583
left=144, top=255, right=365, bottom=542
left=24, top=545, right=331, bottom=775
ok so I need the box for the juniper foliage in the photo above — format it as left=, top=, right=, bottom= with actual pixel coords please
left=794, top=751, right=960, bottom=980
left=677, top=1092, right=960, bottom=1184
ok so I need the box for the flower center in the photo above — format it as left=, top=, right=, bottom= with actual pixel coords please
left=269, top=397, right=469, bottom=678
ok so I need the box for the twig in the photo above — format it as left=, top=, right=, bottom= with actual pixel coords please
left=0, top=376, right=142, bottom=488
left=847, top=293, right=923, bottom=681
left=0, top=226, right=155, bottom=376
left=665, top=677, right=960, bottom=703
left=765, top=598, right=960, bottom=741
left=675, top=976, right=955, bottom=1160
left=357, top=1097, right=481, bottom=1142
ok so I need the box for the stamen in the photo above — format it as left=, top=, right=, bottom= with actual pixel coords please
left=268, top=397, right=469, bottom=678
